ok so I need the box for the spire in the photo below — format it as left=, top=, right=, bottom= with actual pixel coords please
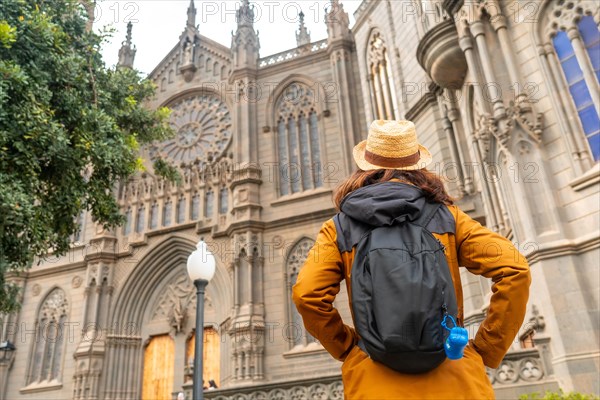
left=236, top=0, right=255, bottom=28
left=326, top=0, right=351, bottom=43
left=117, top=22, right=136, bottom=68
left=231, top=0, right=260, bottom=70
left=296, top=11, right=311, bottom=46
left=187, top=0, right=197, bottom=28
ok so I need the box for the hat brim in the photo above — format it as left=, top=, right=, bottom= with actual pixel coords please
left=352, top=140, right=433, bottom=171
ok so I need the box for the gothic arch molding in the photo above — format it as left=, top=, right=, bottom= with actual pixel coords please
left=284, top=236, right=315, bottom=263
left=283, top=237, right=316, bottom=349
left=267, top=74, right=329, bottom=126
left=34, top=285, right=70, bottom=316
left=111, top=234, right=233, bottom=331
left=159, top=87, right=232, bottom=114
left=363, top=27, right=390, bottom=59
left=534, top=0, right=599, bottom=44
left=531, top=0, right=599, bottom=171
left=364, top=28, right=398, bottom=120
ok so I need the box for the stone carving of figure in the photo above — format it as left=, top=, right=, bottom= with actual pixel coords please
left=169, top=291, right=185, bottom=333
left=183, top=41, right=193, bottom=65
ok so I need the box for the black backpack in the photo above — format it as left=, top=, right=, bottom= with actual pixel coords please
left=347, top=201, right=458, bottom=374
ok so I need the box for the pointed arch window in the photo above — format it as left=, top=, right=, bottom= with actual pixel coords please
left=177, top=196, right=186, bottom=224
left=276, top=83, right=323, bottom=196
left=552, top=15, right=600, bottom=160
left=27, top=288, right=69, bottom=385
left=367, top=31, right=398, bottom=120
left=219, top=187, right=228, bottom=215
left=72, top=211, right=85, bottom=243
left=163, top=200, right=172, bottom=227
left=149, top=202, right=159, bottom=230
left=287, top=238, right=317, bottom=349
left=135, top=205, right=145, bottom=233
left=204, top=189, right=214, bottom=218
left=123, top=208, right=132, bottom=235
left=191, top=192, right=200, bottom=220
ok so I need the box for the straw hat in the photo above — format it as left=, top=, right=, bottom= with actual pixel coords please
left=353, top=120, right=432, bottom=171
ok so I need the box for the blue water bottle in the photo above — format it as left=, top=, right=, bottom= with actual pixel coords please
left=442, top=314, right=469, bottom=360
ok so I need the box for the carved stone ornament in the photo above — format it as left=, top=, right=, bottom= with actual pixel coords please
left=152, top=274, right=194, bottom=331
left=72, top=275, right=83, bottom=288
left=475, top=113, right=496, bottom=158
left=151, top=273, right=212, bottom=333
left=288, top=239, right=315, bottom=279
left=149, top=94, right=232, bottom=165
left=271, top=235, right=284, bottom=249
left=32, top=283, right=41, bottom=296
left=206, top=381, right=343, bottom=400
left=505, top=101, right=544, bottom=143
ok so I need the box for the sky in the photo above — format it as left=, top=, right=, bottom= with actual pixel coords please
left=96, top=0, right=364, bottom=75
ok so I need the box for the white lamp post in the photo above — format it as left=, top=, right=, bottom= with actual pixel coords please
left=186, top=240, right=216, bottom=400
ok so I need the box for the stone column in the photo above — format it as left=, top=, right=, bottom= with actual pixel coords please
left=469, top=20, right=506, bottom=118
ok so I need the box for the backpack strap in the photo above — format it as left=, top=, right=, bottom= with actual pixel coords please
left=414, top=202, right=442, bottom=230
left=333, top=213, right=374, bottom=253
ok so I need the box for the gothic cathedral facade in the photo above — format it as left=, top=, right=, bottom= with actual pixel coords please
left=1, top=1, right=599, bottom=399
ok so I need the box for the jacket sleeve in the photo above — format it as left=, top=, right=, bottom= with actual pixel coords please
left=454, top=206, right=531, bottom=368
left=292, top=219, right=357, bottom=361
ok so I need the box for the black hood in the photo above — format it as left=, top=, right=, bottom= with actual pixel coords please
left=339, top=182, right=428, bottom=227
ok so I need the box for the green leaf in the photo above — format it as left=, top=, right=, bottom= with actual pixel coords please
left=0, top=0, right=175, bottom=312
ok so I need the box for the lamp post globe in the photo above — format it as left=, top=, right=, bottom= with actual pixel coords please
left=187, top=240, right=215, bottom=400
left=187, top=240, right=216, bottom=282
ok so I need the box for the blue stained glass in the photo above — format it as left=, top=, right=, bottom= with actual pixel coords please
left=587, top=43, right=600, bottom=78
left=587, top=132, right=600, bottom=160
left=579, top=16, right=600, bottom=45
left=555, top=27, right=600, bottom=161
left=586, top=42, right=600, bottom=65
left=569, top=79, right=594, bottom=108
left=554, top=30, right=575, bottom=60
left=578, top=105, right=600, bottom=136
left=579, top=16, right=600, bottom=80
left=579, top=17, right=600, bottom=55
left=561, top=56, right=584, bottom=84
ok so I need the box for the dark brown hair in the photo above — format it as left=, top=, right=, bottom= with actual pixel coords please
left=333, top=169, right=454, bottom=211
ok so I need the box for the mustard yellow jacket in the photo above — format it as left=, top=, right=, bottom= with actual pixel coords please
left=292, top=185, right=531, bottom=399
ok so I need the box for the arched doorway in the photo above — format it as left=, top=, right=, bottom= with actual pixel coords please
left=142, top=335, right=175, bottom=399
left=103, top=235, right=232, bottom=398
left=185, top=328, right=220, bottom=388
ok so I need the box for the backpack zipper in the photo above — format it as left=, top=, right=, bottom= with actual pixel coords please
left=436, top=239, right=446, bottom=253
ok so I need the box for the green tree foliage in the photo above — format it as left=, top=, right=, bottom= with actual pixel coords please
left=520, top=390, right=600, bottom=400
left=0, top=0, right=175, bottom=312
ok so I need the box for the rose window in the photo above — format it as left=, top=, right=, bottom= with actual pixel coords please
left=151, top=95, right=232, bottom=164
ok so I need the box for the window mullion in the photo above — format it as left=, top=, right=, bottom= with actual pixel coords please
left=294, top=116, right=303, bottom=191
left=568, top=27, right=600, bottom=116
left=372, top=65, right=385, bottom=119
left=304, top=113, right=315, bottom=190
left=38, top=319, right=51, bottom=382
